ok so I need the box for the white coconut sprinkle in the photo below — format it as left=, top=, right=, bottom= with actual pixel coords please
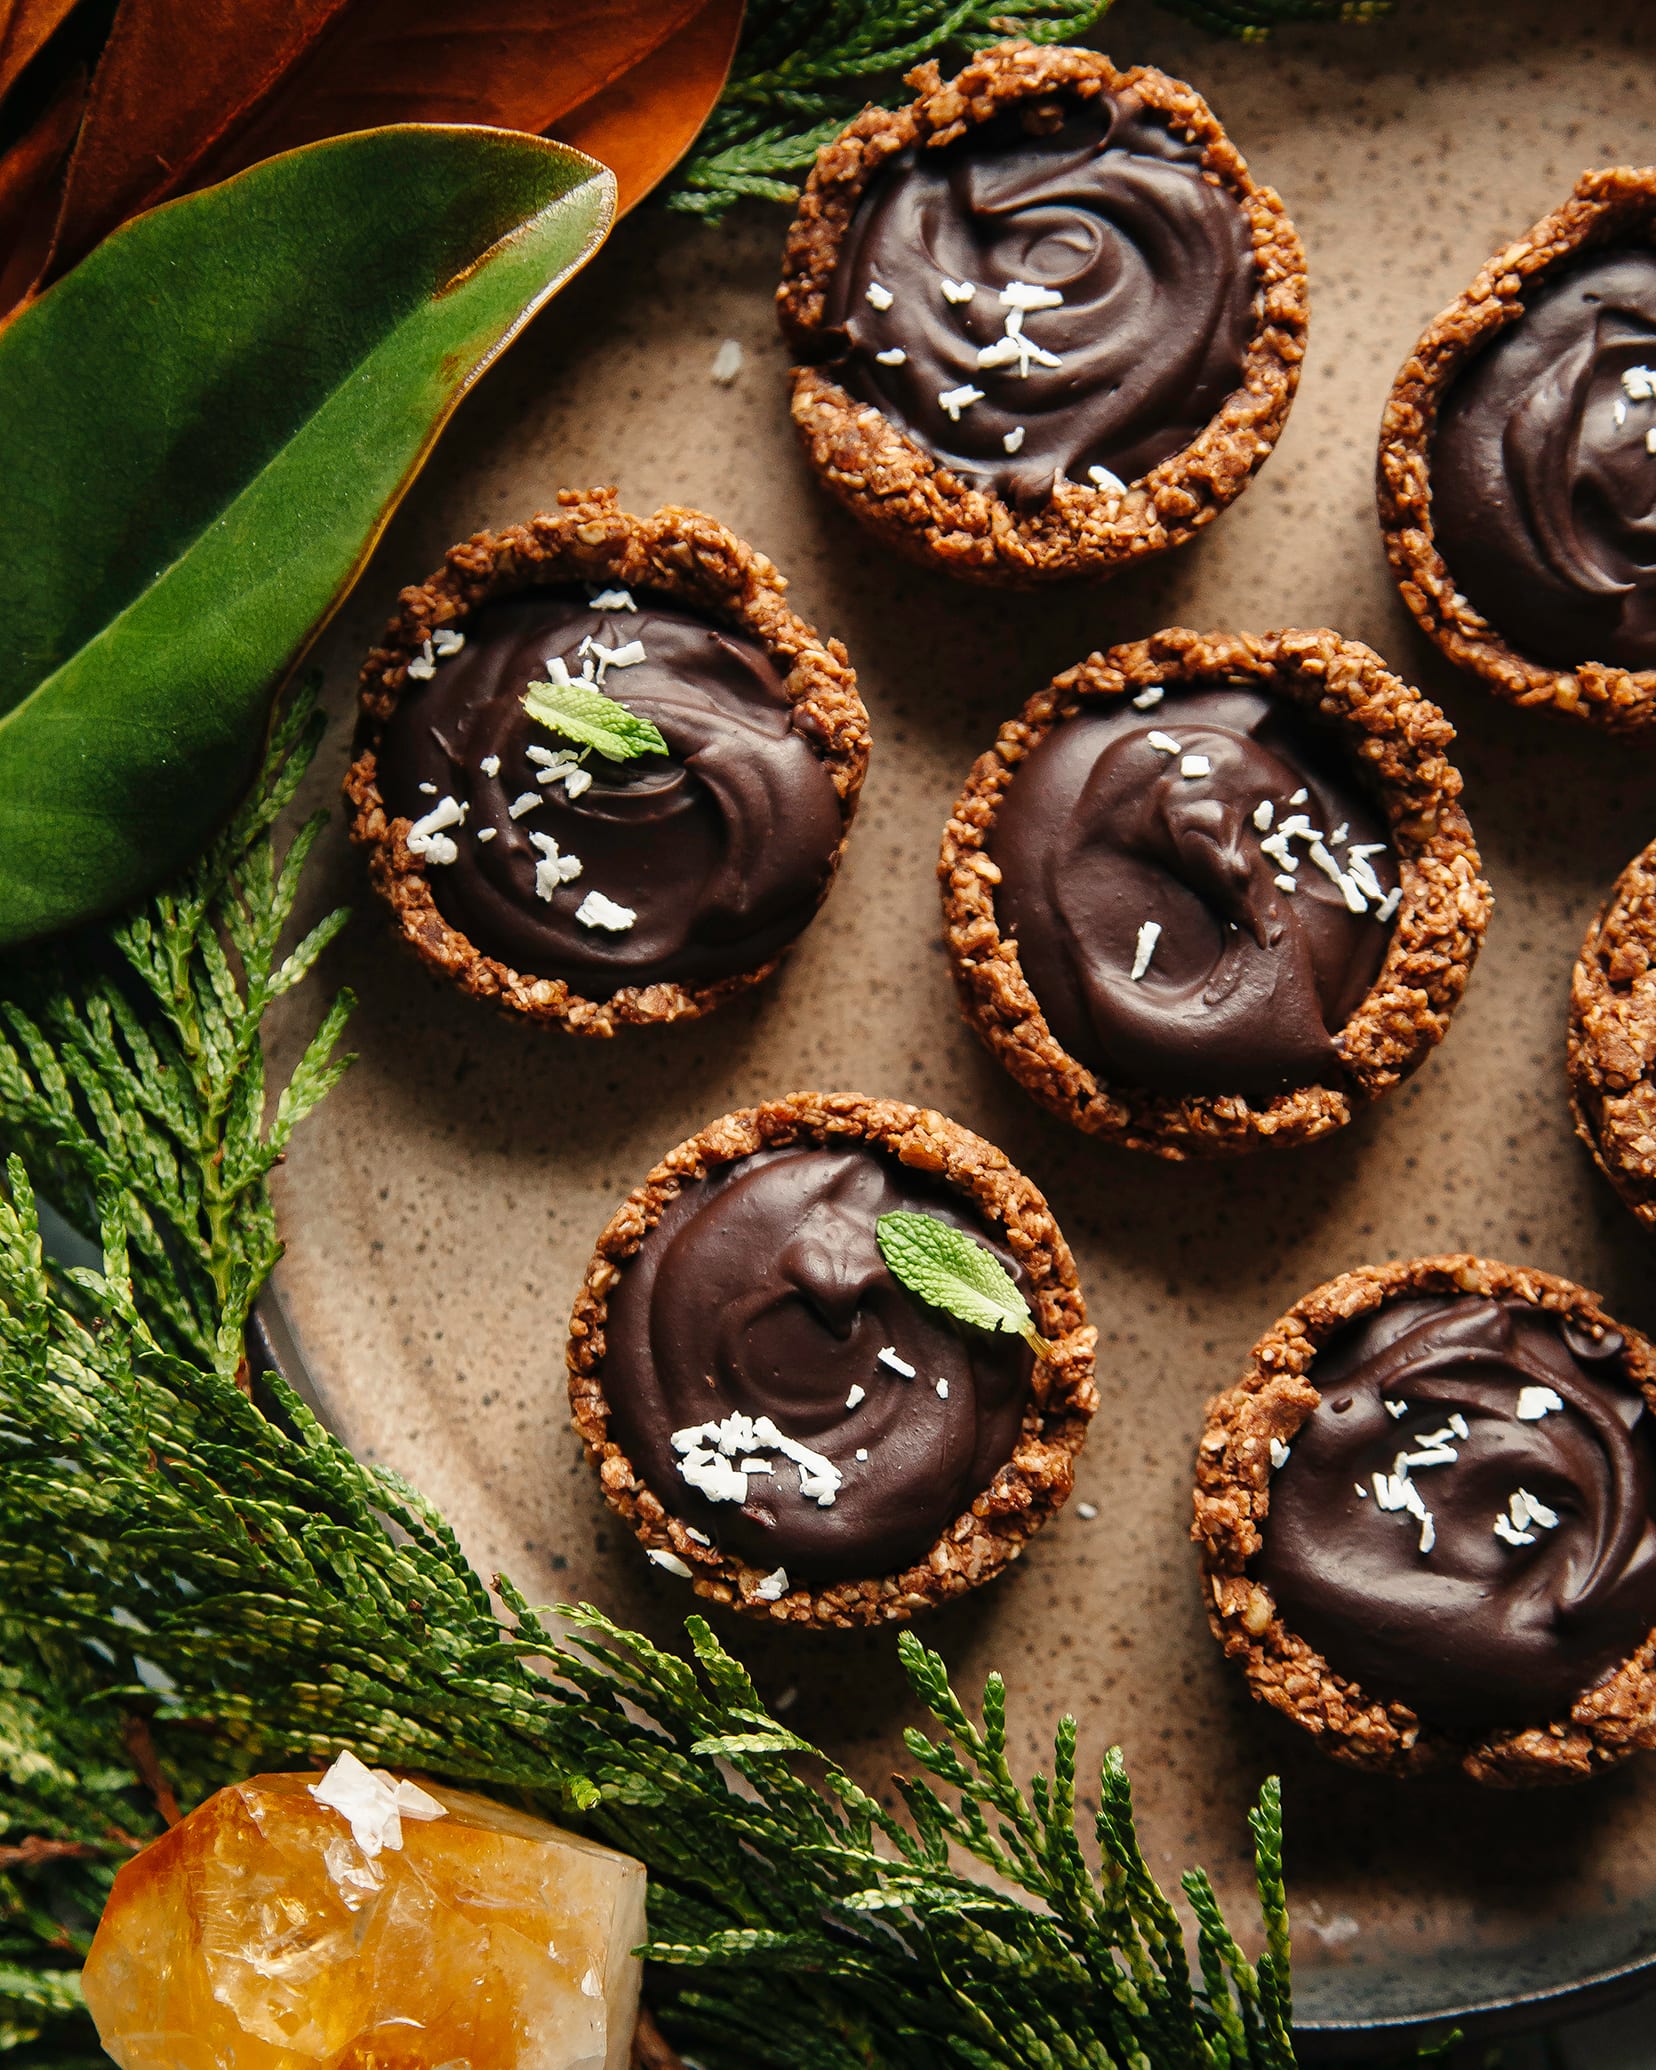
left=406, top=639, right=436, bottom=681
left=1269, top=1438, right=1291, bottom=1470
left=528, top=831, right=582, bottom=900
left=1253, top=800, right=1274, bottom=830
left=1001, top=280, right=1063, bottom=311
left=1146, top=730, right=1182, bottom=755
left=856, top=1448, right=869, bottom=1461
left=936, top=1377, right=950, bottom=1399
left=1418, top=1513, right=1436, bottom=1555
left=1260, top=833, right=1298, bottom=873
left=1132, top=686, right=1164, bottom=710
left=1088, top=464, right=1127, bottom=495
left=1077, top=1501, right=1099, bottom=1520
left=1512, top=1487, right=1560, bottom=1532
left=846, top=1384, right=866, bottom=1410
left=1449, top=1412, right=1471, bottom=1440
left=575, top=890, right=636, bottom=932
left=866, top=281, right=894, bottom=310
left=710, top=338, right=744, bottom=385
left=1615, top=397, right=1630, bottom=426
left=1355, top=1483, right=1369, bottom=1498
left=431, top=628, right=465, bottom=657
left=648, top=1549, right=694, bottom=1579
left=938, top=384, right=984, bottom=420
left=1516, top=1384, right=1564, bottom=1421
left=589, top=587, right=636, bottom=611
left=1330, top=822, right=1349, bottom=845
left=1384, top=1400, right=1408, bottom=1419
left=1290, top=788, right=1309, bottom=805
left=418, top=780, right=437, bottom=794
left=1374, top=887, right=1402, bottom=923
left=878, top=1346, right=916, bottom=1379
left=507, top=792, right=541, bottom=819
left=1003, top=426, right=1026, bottom=453
left=940, top=278, right=975, bottom=304
left=672, top=1414, right=843, bottom=1511
left=1130, top=918, right=1162, bottom=981
left=480, top=753, right=501, bottom=776
left=1644, top=425, right=1656, bottom=456
left=875, top=347, right=907, bottom=365
left=1274, top=873, right=1298, bottom=895
left=407, top=795, right=466, bottom=866
left=753, top=1567, right=789, bottom=1602
left=1402, top=1446, right=1459, bottom=1470
left=477, top=827, right=496, bottom=842
left=1494, top=1514, right=1536, bottom=1548
left=1180, top=754, right=1212, bottom=779
left=1625, top=365, right=1656, bottom=402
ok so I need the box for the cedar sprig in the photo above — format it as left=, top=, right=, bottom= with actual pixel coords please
left=674, top=0, right=1396, bottom=219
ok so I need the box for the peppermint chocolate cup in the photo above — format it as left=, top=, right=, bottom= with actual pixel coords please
left=1569, top=836, right=1656, bottom=1230
left=566, top=1091, right=1097, bottom=1629
left=1194, top=1257, right=1656, bottom=1787
left=1379, top=168, right=1656, bottom=733
left=776, top=41, right=1307, bottom=587
left=940, top=627, right=1491, bottom=1160
left=346, top=488, right=870, bottom=1034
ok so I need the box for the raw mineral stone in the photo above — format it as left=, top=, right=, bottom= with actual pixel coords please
left=82, top=1755, right=646, bottom=2069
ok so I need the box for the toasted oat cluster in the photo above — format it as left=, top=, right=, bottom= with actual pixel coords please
left=566, top=1091, right=1098, bottom=1628
left=939, top=626, right=1491, bottom=1158
left=777, top=41, right=1307, bottom=586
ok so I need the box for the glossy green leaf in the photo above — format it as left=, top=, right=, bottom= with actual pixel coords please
left=0, top=123, right=614, bottom=947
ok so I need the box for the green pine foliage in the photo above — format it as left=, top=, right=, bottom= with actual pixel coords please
left=0, top=699, right=1300, bottom=2064
left=672, top=0, right=1396, bottom=218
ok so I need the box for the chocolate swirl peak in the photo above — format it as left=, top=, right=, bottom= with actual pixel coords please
left=987, top=684, right=1399, bottom=1101
left=1433, top=249, right=1656, bottom=672
left=375, top=588, right=844, bottom=994
left=601, top=1146, right=1034, bottom=1582
left=1256, top=1296, right=1656, bottom=1730
left=818, top=97, right=1257, bottom=510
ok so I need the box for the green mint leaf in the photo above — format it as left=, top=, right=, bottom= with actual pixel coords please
left=522, top=674, right=668, bottom=762
left=875, top=1211, right=1053, bottom=1360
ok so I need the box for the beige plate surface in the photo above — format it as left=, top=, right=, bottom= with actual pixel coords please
left=268, top=0, right=1656, bottom=2030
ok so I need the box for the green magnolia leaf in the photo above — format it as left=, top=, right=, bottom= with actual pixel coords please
left=0, top=124, right=615, bottom=948
left=523, top=669, right=669, bottom=761
left=875, top=1210, right=1054, bottom=1360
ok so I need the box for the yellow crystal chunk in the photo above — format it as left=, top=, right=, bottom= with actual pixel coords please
left=82, top=1767, right=646, bottom=2070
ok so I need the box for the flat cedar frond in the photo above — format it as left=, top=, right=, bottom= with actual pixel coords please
left=673, top=0, right=1396, bottom=218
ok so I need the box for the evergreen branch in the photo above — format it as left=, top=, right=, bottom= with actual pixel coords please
left=675, top=0, right=1396, bottom=221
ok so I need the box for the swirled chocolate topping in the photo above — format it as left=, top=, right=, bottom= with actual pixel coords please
left=1255, top=1297, right=1656, bottom=1730
left=816, top=98, right=1256, bottom=511
left=1433, top=250, right=1656, bottom=672
left=986, top=685, right=1399, bottom=1101
left=375, top=588, right=844, bottom=993
left=601, top=1145, right=1033, bottom=1582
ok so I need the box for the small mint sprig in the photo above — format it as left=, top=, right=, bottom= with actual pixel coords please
left=522, top=673, right=667, bottom=762
left=876, top=1211, right=1054, bottom=1361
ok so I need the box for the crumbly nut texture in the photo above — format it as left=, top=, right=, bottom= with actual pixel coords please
left=345, top=487, right=871, bottom=1034
left=1193, top=1255, right=1656, bottom=1787
left=939, top=627, right=1492, bottom=1159
left=776, top=42, right=1307, bottom=587
left=1378, top=166, right=1656, bottom=733
left=1569, top=838, right=1656, bottom=1228
left=566, top=1091, right=1099, bottom=1629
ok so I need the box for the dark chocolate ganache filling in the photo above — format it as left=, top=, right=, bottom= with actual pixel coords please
left=1255, top=1296, right=1656, bottom=1731
left=816, top=97, right=1257, bottom=510
left=602, top=1145, right=1034, bottom=1582
left=986, top=684, right=1399, bottom=1101
left=1434, top=249, right=1656, bottom=672
left=375, top=588, right=844, bottom=993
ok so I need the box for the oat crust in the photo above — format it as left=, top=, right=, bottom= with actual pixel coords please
left=939, top=626, right=1491, bottom=1159
left=345, top=488, right=871, bottom=1033
left=566, top=1091, right=1098, bottom=1628
left=1193, top=1255, right=1656, bottom=1787
left=1569, top=837, right=1656, bottom=1229
left=1378, top=166, right=1656, bottom=733
left=776, top=41, right=1308, bottom=587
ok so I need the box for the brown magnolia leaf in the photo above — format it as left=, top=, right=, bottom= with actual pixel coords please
left=0, top=60, right=81, bottom=314
left=550, top=0, right=743, bottom=215
left=0, top=0, right=81, bottom=108
left=42, top=0, right=352, bottom=280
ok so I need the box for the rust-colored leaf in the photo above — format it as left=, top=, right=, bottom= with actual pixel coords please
left=0, top=60, right=81, bottom=315
left=0, top=0, right=81, bottom=109
left=42, top=0, right=352, bottom=279
left=550, top=0, right=743, bottom=215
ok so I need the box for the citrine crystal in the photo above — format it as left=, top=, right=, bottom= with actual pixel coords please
left=82, top=1757, right=646, bottom=2069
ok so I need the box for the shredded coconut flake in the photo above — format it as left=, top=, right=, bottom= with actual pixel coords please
left=1374, top=887, right=1402, bottom=923
left=575, top=890, right=636, bottom=932
left=1146, top=730, right=1182, bottom=755
left=1003, top=426, right=1026, bottom=453
left=1180, top=754, right=1212, bottom=779
left=935, top=1377, right=950, bottom=1399
left=877, top=1346, right=916, bottom=1379
left=1516, top=1385, right=1564, bottom=1421
left=1132, top=686, right=1164, bottom=710
left=1274, top=873, right=1297, bottom=895
left=507, top=792, right=541, bottom=819
left=938, top=383, right=984, bottom=420
left=1000, top=279, right=1063, bottom=311
left=648, top=1549, right=694, bottom=1579
left=710, top=338, right=744, bottom=385
left=1077, top=1501, right=1098, bottom=1520
left=1290, top=788, right=1309, bottom=805
left=1087, top=464, right=1126, bottom=494
left=1130, top=919, right=1162, bottom=981
left=845, top=1384, right=866, bottom=1409
left=940, top=278, right=975, bottom=304
left=1384, top=1400, right=1408, bottom=1420
left=476, top=827, right=496, bottom=842
left=431, top=628, right=464, bottom=656
left=1253, top=800, right=1274, bottom=830
left=480, top=753, right=501, bottom=776
left=875, top=346, right=907, bottom=365
left=753, top=1567, right=789, bottom=1602
left=589, top=587, right=636, bottom=611
left=1269, top=1438, right=1290, bottom=1470
left=866, top=281, right=894, bottom=311
left=407, top=795, right=466, bottom=866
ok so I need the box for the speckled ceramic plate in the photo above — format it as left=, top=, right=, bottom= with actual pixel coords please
left=263, top=0, right=1656, bottom=2049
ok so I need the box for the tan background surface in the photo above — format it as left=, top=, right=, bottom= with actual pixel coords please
left=266, top=0, right=1656, bottom=2027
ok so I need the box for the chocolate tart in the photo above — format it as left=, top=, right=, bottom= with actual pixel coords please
left=566, top=1091, right=1097, bottom=1627
left=940, top=627, right=1491, bottom=1159
left=1379, top=168, right=1656, bottom=733
left=1569, top=837, right=1656, bottom=1229
left=776, top=41, right=1307, bottom=587
left=346, top=489, right=870, bottom=1033
left=1194, top=1257, right=1656, bottom=1787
